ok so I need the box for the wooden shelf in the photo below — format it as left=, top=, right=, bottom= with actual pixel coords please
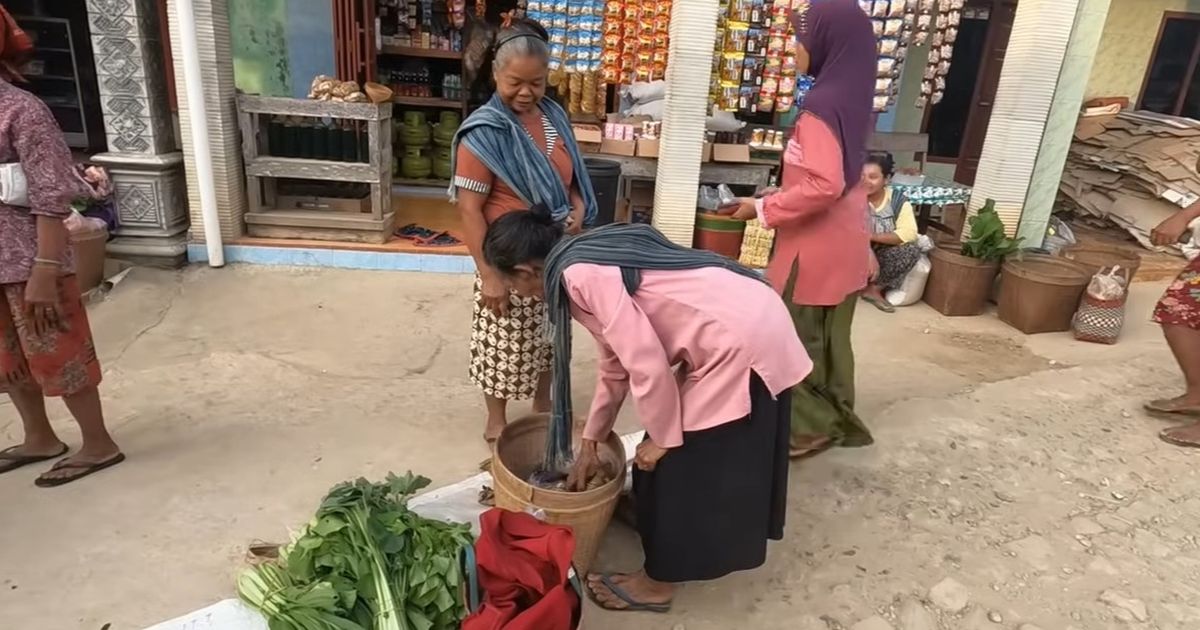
left=393, top=177, right=451, bottom=188
left=380, top=45, right=462, bottom=60
left=246, top=156, right=381, bottom=183
left=393, top=95, right=462, bottom=109
left=245, top=210, right=397, bottom=244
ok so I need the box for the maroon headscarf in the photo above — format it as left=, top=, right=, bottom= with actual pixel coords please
left=792, top=0, right=876, bottom=193
left=0, top=4, right=33, bottom=82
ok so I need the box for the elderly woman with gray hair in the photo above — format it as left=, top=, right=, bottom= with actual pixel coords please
left=451, top=13, right=598, bottom=444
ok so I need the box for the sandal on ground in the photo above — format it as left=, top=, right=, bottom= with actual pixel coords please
left=862, top=294, right=895, bottom=313
left=789, top=435, right=834, bottom=460
left=1144, top=398, right=1200, bottom=417
left=1159, top=425, right=1200, bottom=448
left=587, top=574, right=672, bottom=613
left=395, top=223, right=439, bottom=241
left=34, top=452, right=125, bottom=488
left=0, top=443, right=68, bottom=475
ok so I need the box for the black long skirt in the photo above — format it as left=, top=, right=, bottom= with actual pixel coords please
left=632, top=372, right=791, bottom=583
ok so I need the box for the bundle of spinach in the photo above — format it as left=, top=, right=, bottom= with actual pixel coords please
left=238, top=472, right=474, bottom=630
left=961, top=198, right=1024, bottom=262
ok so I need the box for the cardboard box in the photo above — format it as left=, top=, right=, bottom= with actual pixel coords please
left=573, top=125, right=602, bottom=153
left=600, top=138, right=637, bottom=157
left=712, top=143, right=751, bottom=163
left=701, top=142, right=713, bottom=163
left=276, top=194, right=369, bottom=213
left=636, top=138, right=660, bottom=158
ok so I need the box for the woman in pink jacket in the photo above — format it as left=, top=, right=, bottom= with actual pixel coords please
left=729, top=0, right=877, bottom=457
left=482, top=207, right=811, bottom=612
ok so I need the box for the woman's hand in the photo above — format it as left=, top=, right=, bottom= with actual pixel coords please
left=867, top=249, right=880, bottom=282
left=24, top=265, right=64, bottom=336
left=720, top=197, right=759, bottom=222
left=480, top=272, right=511, bottom=317
left=634, top=440, right=671, bottom=472
left=1152, top=212, right=1195, bottom=247
left=565, top=206, right=584, bottom=235
left=567, top=438, right=601, bottom=491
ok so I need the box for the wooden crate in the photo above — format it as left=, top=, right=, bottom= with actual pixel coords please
left=238, top=95, right=395, bottom=243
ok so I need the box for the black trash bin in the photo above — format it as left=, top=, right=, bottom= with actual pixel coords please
left=584, top=158, right=621, bottom=226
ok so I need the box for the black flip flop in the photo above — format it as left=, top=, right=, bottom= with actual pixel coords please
left=35, top=452, right=125, bottom=488
left=587, top=574, right=672, bottom=613
left=862, top=294, right=896, bottom=313
left=0, top=443, right=68, bottom=475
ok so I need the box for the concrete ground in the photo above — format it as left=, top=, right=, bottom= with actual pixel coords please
left=0, top=265, right=1196, bottom=630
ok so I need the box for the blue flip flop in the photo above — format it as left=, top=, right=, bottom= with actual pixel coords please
left=587, top=573, right=672, bottom=613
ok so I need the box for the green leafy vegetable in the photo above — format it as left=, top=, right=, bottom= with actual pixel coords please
left=238, top=472, right=474, bottom=630
left=961, top=198, right=1024, bottom=262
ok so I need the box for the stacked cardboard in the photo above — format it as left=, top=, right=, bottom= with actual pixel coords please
left=1059, top=110, right=1200, bottom=251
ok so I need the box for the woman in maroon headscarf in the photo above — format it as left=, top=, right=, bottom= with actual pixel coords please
left=728, top=0, right=876, bottom=459
left=0, top=5, right=123, bottom=487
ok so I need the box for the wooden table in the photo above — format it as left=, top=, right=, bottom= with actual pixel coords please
left=592, top=156, right=775, bottom=222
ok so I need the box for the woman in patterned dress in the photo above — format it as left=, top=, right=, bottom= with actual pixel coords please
left=1147, top=201, right=1200, bottom=447
left=0, top=7, right=123, bottom=487
left=452, top=15, right=597, bottom=442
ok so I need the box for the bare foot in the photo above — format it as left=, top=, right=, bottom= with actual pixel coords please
left=1160, top=422, right=1200, bottom=447
left=1, top=439, right=67, bottom=459
left=586, top=570, right=674, bottom=611
left=483, top=416, right=507, bottom=443
left=34, top=447, right=124, bottom=486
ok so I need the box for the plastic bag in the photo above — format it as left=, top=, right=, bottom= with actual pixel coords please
left=886, top=255, right=931, bottom=307
left=1182, top=217, right=1200, bottom=261
left=63, top=209, right=107, bottom=235
left=1041, top=216, right=1076, bottom=255
left=0, top=162, right=29, bottom=207
left=1085, top=266, right=1128, bottom=301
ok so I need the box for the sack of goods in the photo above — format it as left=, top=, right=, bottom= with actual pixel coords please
left=1072, top=266, right=1130, bottom=345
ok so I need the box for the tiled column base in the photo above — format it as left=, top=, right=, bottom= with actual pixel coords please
left=92, top=151, right=189, bottom=267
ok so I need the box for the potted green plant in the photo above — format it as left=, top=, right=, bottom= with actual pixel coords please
left=923, top=199, right=1023, bottom=316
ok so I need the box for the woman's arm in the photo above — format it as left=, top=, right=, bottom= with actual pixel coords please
left=582, top=335, right=630, bottom=440
left=567, top=181, right=584, bottom=234
left=738, top=114, right=846, bottom=228
left=454, top=144, right=509, bottom=315
left=565, top=265, right=683, bottom=448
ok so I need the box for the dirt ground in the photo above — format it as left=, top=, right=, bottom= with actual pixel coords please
left=0, top=265, right=1197, bottom=630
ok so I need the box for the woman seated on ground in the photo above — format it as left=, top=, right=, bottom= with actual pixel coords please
left=861, top=152, right=921, bottom=313
left=483, top=206, right=811, bottom=613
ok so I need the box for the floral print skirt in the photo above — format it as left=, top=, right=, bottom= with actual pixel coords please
left=468, top=274, right=551, bottom=400
left=1153, top=257, right=1200, bottom=329
left=0, top=275, right=102, bottom=397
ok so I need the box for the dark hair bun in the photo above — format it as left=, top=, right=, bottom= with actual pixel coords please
left=528, top=202, right=557, bottom=226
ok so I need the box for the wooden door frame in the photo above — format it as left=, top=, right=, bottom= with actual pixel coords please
left=918, top=0, right=1015, bottom=169
left=1136, top=11, right=1200, bottom=115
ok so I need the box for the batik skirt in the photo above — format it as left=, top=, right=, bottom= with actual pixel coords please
left=1153, top=256, right=1200, bottom=329
left=0, top=275, right=102, bottom=397
left=468, top=274, right=552, bottom=400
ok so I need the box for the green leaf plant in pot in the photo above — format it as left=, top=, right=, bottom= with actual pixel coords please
left=923, top=199, right=1023, bottom=317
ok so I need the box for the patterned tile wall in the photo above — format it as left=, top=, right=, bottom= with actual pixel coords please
left=1086, top=0, right=1200, bottom=101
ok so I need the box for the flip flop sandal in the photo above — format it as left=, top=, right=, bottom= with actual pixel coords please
left=1159, top=427, right=1200, bottom=448
left=862, top=295, right=896, bottom=313
left=34, top=452, right=126, bottom=488
left=1143, top=399, right=1200, bottom=417
left=395, top=224, right=439, bottom=241
left=587, top=574, right=672, bottom=613
left=418, top=232, right=462, bottom=247
left=0, top=443, right=68, bottom=475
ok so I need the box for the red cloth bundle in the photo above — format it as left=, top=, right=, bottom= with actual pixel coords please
left=463, top=509, right=580, bottom=630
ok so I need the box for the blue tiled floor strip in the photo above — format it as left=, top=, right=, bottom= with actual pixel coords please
left=187, top=244, right=477, bottom=274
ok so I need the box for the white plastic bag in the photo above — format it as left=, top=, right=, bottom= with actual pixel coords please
left=0, top=163, right=29, bottom=207
left=1085, top=266, right=1128, bottom=301
left=886, top=255, right=931, bottom=306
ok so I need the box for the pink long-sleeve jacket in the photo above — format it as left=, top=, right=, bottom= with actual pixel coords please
left=562, top=263, right=812, bottom=449
left=758, top=113, right=872, bottom=306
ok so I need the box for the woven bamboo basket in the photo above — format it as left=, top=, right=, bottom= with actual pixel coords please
left=491, top=415, right=626, bottom=574
left=738, top=219, right=775, bottom=269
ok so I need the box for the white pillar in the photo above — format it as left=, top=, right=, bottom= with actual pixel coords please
left=966, top=0, right=1097, bottom=239
left=650, top=0, right=720, bottom=246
